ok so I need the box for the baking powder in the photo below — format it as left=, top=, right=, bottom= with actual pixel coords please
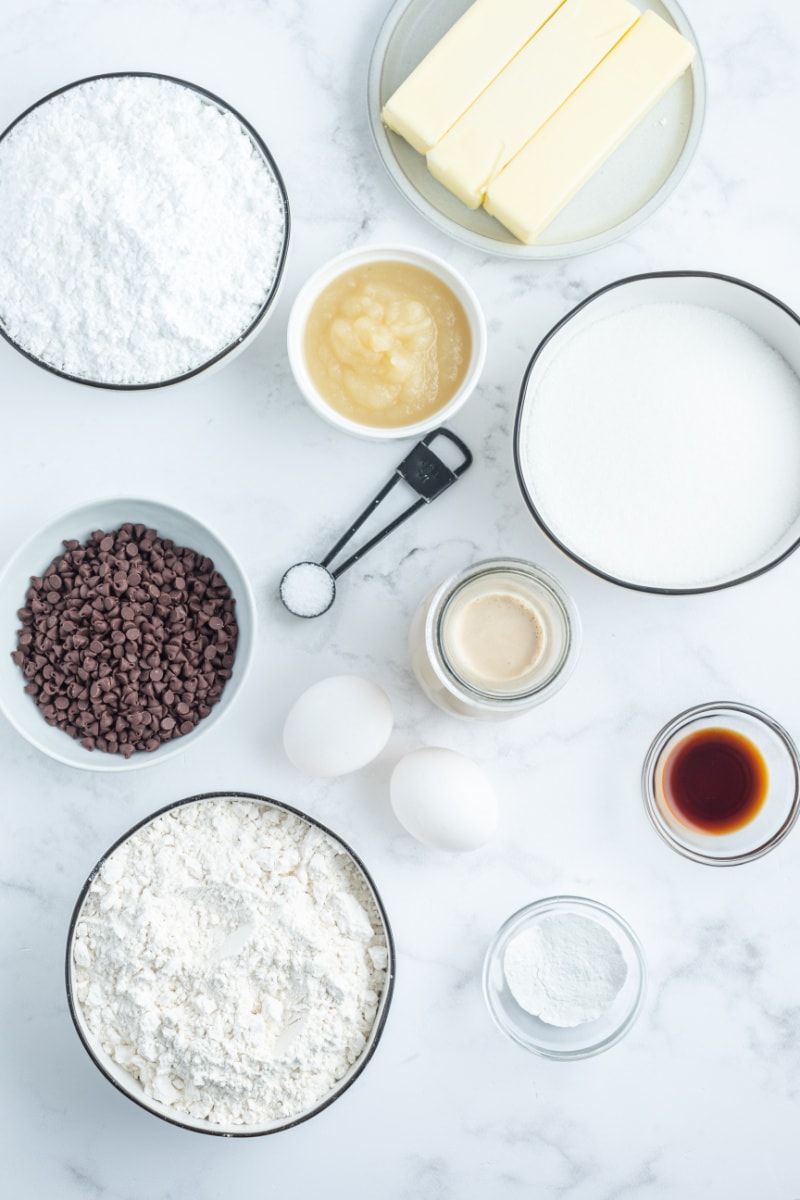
left=503, top=912, right=627, bottom=1027
left=0, top=75, right=286, bottom=384
left=72, top=798, right=389, bottom=1125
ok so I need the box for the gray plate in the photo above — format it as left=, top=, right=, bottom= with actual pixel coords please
left=367, top=0, right=705, bottom=258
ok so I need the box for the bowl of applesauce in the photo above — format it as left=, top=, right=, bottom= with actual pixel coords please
left=287, top=244, right=487, bottom=439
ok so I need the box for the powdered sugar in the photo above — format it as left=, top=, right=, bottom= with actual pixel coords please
left=0, top=75, right=286, bottom=385
left=72, top=797, right=389, bottom=1126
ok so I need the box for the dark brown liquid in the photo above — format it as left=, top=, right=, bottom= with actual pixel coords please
left=661, top=727, right=768, bottom=834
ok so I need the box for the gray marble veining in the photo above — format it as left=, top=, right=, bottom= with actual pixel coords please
left=1, top=0, right=800, bottom=1196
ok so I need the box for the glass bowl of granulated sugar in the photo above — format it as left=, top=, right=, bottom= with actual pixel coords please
left=514, top=272, right=800, bottom=593
left=0, top=73, right=290, bottom=389
left=483, top=896, right=646, bottom=1059
left=66, top=792, right=395, bottom=1135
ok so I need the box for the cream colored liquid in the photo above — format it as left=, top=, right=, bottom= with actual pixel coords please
left=445, top=592, right=547, bottom=688
left=304, top=261, right=471, bottom=428
left=409, top=562, right=577, bottom=719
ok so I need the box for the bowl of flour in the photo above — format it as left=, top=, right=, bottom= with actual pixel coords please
left=0, top=73, right=289, bottom=388
left=66, top=792, right=394, bottom=1134
left=513, top=272, right=800, bottom=593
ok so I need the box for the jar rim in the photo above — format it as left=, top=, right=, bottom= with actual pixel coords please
left=425, top=558, right=581, bottom=711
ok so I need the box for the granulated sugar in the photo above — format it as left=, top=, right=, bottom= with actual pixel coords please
left=0, top=75, right=286, bottom=385
left=521, top=303, right=800, bottom=588
left=72, top=798, right=389, bottom=1126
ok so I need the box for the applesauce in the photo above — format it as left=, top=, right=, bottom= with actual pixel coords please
left=303, top=261, right=472, bottom=428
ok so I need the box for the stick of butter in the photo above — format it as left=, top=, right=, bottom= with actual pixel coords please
left=427, top=0, right=639, bottom=209
left=484, top=10, right=695, bottom=243
left=381, top=0, right=566, bottom=155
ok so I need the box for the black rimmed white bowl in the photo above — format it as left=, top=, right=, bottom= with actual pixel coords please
left=514, top=272, right=800, bottom=593
left=0, top=72, right=290, bottom=389
left=65, top=792, right=395, bottom=1136
left=0, top=497, right=256, bottom=771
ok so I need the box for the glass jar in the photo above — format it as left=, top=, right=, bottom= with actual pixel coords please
left=409, top=558, right=580, bottom=721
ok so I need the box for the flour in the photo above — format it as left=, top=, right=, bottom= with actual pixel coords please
left=72, top=798, right=389, bottom=1126
left=503, top=912, right=627, bottom=1027
left=0, top=75, right=286, bottom=385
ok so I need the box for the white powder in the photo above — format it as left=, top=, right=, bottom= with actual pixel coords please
left=280, top=562, right=336, bottom=617
left=72, top=798, right=389, bottom=1126
left=521, top=303, right=800, bottom=588
left=503, top=912, right=627, bottom=1027
left=0, top=75, right=286, bottom=385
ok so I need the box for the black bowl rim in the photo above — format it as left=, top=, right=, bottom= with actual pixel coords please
left=65, top=790, right=396, bottom=1137
left=512, top=269, right=800, bottom=595
left=0, top=71, right=291, bottom=390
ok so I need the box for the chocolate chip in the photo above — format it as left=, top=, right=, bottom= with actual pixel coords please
left=12, top=524, right=238, bottom=759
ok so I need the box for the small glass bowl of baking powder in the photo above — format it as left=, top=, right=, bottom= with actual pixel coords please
left=483, top=896, right=646, bottom=1059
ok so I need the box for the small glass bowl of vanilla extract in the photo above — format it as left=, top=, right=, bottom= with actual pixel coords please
left=642, top=702, right=800, bottom=866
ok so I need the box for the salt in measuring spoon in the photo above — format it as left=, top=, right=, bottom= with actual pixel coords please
left=280, top=428, right=473, bottom=617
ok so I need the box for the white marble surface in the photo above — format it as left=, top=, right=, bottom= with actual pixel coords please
left=2, top=0, right=800, bottom=1195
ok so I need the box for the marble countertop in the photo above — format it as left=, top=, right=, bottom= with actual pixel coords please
left=2, top=1, right=800, bottom=1196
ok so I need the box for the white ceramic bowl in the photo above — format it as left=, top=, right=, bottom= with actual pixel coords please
left=0, top=497, right=256, bottom=771
left=66, top=791, right=396, bottom=1136
left=0, top=72, right=290, bottom=390
left=514, top=271, right=800, bottom=592
left=287, top=244, right=487, bottom=440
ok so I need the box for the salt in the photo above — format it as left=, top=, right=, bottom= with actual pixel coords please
left=0, top=75, right=286, bottom=385
left=280, top=562, right=336, bottom=617
left=521, top=303, right=800, bottom=588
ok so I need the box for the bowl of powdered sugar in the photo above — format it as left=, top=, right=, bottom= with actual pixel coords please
left=514, top=272, right=800, bottom=593
left=0, top=73, right=289, bottom=388
left=66, top=792, right=394, bottom=1134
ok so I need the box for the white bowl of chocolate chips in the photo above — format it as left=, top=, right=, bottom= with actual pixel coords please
left=0, top=497, right=256, bottom=770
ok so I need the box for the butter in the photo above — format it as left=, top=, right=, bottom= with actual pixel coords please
left=484, top=11, right=695, bottom=243
left=381, top=0, right=566, bottom=155
left=427, top=0, right=639, bottom=209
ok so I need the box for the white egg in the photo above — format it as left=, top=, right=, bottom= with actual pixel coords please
left=390, top=747, right=498, bottom=851
left=283, top=675, right=393, bottom=777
